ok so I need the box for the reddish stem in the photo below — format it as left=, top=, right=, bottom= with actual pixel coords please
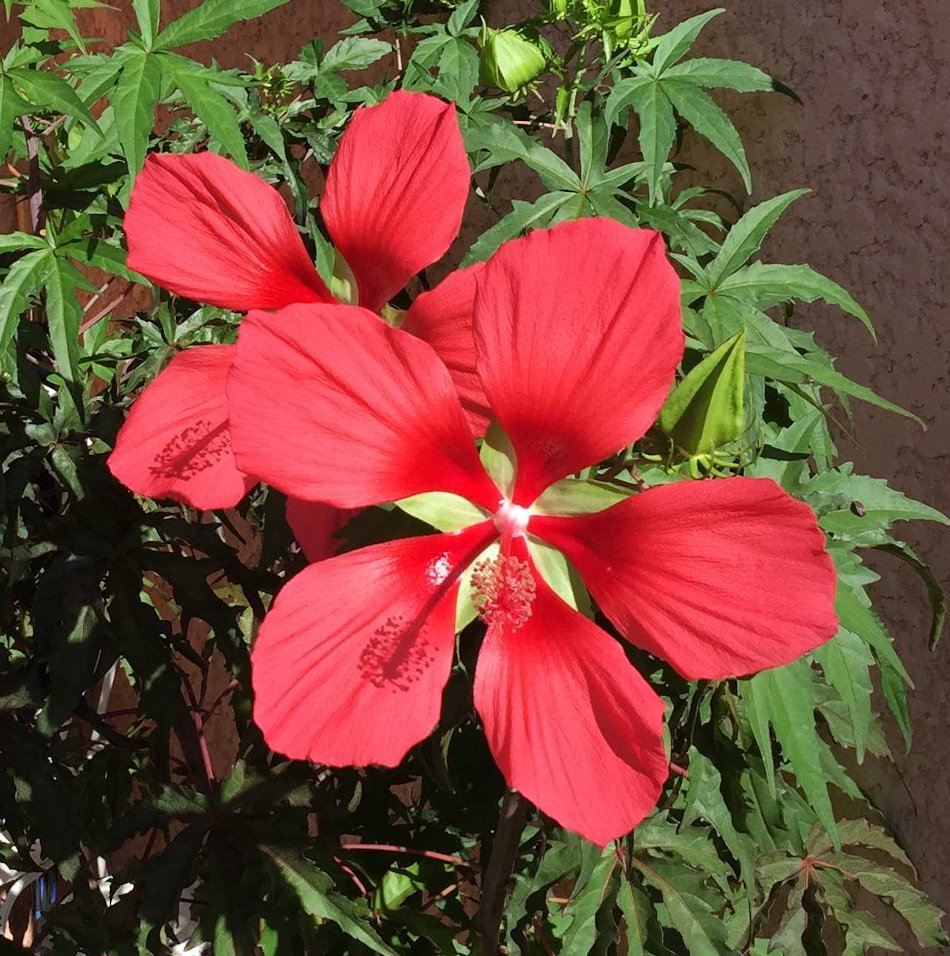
left=338, top=842, right=471, bottom=869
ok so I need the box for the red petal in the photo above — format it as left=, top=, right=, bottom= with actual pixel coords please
left=108, top=345, right=254, bottom=509
left=322, top=91, right=469, bottom=313
left=286, top=498, right=358, bottom=562
left=125, top=152, right=331, bottom=310
left=228, top=304, right=499, bottom=510
left=253, top=524, right=495, bottom=766
left=473, top=220, right=683, bottom=504
left=403, top=264, right=491, bottom=438
left=532, top=477, right=838, bottom=680
left=473, top=539, right=668, bottom=845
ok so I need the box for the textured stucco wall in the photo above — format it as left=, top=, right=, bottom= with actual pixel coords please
left=655, top=3, right=949, bottom=950
left=2, top=0, right=947, bottom=948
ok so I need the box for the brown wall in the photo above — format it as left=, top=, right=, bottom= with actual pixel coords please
left=657, top=2, right=950, bottom=949
left=3, top=0, right=948, bottom=948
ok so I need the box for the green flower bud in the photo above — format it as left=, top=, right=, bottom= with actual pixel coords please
left=659, top=329, right=747, bottom=461
left=543, top=0, right=570, bottom=20
left=479, top=28, right=547, bottom=93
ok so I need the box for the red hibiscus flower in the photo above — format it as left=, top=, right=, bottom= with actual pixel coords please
left=226, top=218, right=838, bottom=845
left=107, top=91, right=488, bottom=560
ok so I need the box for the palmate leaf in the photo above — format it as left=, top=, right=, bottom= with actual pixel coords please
left=617, top=875, right=658, bottom=956
left=623, top=75, right=675, bottom=205
left=832, top=563, right=914, bottom=749
left=465, top=121, right=579, bottom=191
left=663, top=57, right=775, bottom=93
left=557, top=846, right=618, bottom=955
left=112, top=47, right=163, bottom=176
left=743, top=660, right=838, bottom=849
left=44, top=255, right=90, bottom=395
left=167, top=55, right=249, bottom=167
left=0, top=248, right=51, bottom=353
left=715, top=261, right=874, bottom=337
left=661, top=79, right=751, bottom=191
left=461, top=191, right=573, bottom=265
left=320, top=36, right=392, bottom=71
left=259, top=845, right=398, bottom=956
left=873, top=539, right=947, bottom=649
left=803, top=465, right=950, bottom=539
left=681, top=747, right=757, bottom=889
left=650, top=8, right=724, bottom=74
left=826, top=853, right=948, bottom=948
left=634, top=860, right=730, bottom=956
left=0, top=74, right=32, bottom=158
left=703, top=190, right=809, bottom=287
left=505, top=835, right=586, bottom=954
left=9, top=65, right=101, bottom=130
left=154, top=0, right=293, bottom=51
left=131, top=0, right=161, bottom=47
left=814, top=628, right=874, bottom=763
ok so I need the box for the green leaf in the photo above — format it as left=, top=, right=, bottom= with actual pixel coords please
left=17, top=0, right=107, bottom=53
left=465, top=121, right=579, bottom=191
left=131, top=0, right=161, bottom=47
left=0, top=232, right=49, bottom=253
left=321, top=36, right=391, bottom=71
left=446, top=0, right=479, bottom=35
left=0, top=74, right=32, bottom=158
left=617, top=875, right=657, bottom=956
left=834, top=574, right=912, bottom=749
left=663, top=57, right=774, bottom=93
left=804, top=467, right=949, bottom=537
left=828, top=852, right=949, bottom=948
left=259, top=845, right=398, bottom=955
left=835, top=818, right=914, bottom=871
left=814, top=628, right=873, bottom=763
left=663, top=79, right=751, bottom=191
left=9, top=67, right=100, bottom=130
left=394, top=492, right=487, bottom=532
left=461, top=191, right=572, bottom=265
left=745, top=343, right=924, bottom=426
left=659, top=328, right=746, bottom=458
left=560, top=847, right=618, bottom=955
left=717, top=262, right=873, bottom=338
left=634, top=859, right=729, bottom=956
left=651, top=9, right=724, bottom=75
left=628, top=78, right=676, bottom=204
left=112, top=48, right=163, bottom=175
left=747, top=660, right=838, bottom=848
left=44, top=255, right=84, bottom=390
left=813, top=869, right=901, bottom=956
left=681, top=747, right=756, bottom=888
left=705, top=190, right=809, bottom=286
left=769, top=879, right=808, bottom=956
left=0, top=248, right=51, bottom=353
left=168, top=56, right=249, bottom=167
left=872, top=540, right=946, bottom=649
left=155, top=0, right=293, bottom=50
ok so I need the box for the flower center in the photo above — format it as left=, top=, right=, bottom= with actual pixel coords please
left=493, top=499, right=531, bottom=538
left=470, top=554, right=537, bottom=630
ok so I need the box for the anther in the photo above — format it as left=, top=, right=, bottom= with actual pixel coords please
left=470, top=555, right=537, bottom=630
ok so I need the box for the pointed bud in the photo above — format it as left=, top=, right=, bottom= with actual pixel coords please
left=478, top=28, right=547, bottom=93
left=543, top=0, right=570, bottom=20
left=659, top=329, right=746, bottom=460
